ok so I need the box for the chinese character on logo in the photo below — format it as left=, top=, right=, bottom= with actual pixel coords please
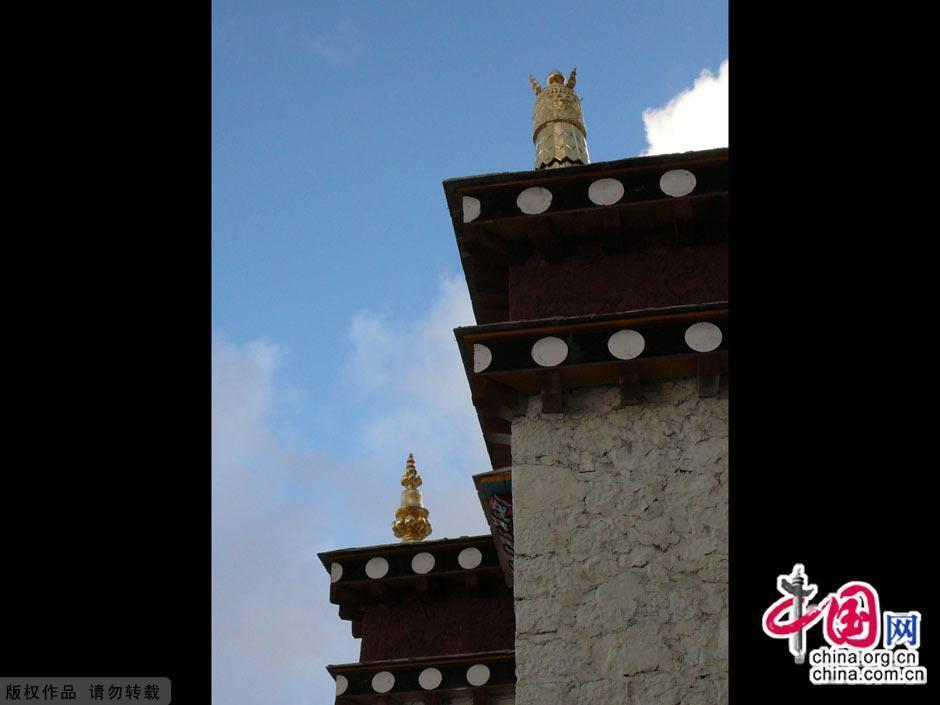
left=822, top=581, right=880, bottom=649
left=884, top=611, right=921, bottom=649
left=762, top=565, right=883, bottom=662
left=762, top=563, right=824, bottom=663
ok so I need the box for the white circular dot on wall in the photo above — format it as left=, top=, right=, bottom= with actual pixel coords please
left=472, top=344, right=492, bottom=373
left=371, top=671, right=395, bottom=693
left=335, top=675, right=348, bottom=696
left=659, top=169, right=697, bottom=197
left=411, top=552, right=435, bottom=575
left=684, top=322, right=723, bottom=352
left=329, top=562, right=343, bottom=583
left=466, top=664, right=491, bottom=687
left=531, top=336, right=568, bottom=367
left=462, top=196, right=481, bottom=223
left=365, top=556, right=389, bottom=579
left=418, top=667, right=443, bottom=690
left=607, top=329, right=645, bottom=360
left=458, top=546, right=483, bottom=569
left=517, top=186, right=553, bottom=214
left=588, top=178, right=625, bottom=206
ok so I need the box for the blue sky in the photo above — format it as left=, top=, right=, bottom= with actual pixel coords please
left=212, top=2, right=727, bottom=703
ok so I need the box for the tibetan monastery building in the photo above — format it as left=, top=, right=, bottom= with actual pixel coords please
left=319, top=69, right=728, bottom=705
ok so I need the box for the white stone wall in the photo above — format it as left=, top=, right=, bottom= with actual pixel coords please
left=512, top=378, right=727, bottom=705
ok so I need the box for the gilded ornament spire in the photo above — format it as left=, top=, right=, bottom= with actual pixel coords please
left=392, top=453, right=432, bottom=542
left=530, top=68, right=590, bottom=170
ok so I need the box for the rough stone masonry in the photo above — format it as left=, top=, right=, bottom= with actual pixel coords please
left=512, top=378, right=728, bottom=705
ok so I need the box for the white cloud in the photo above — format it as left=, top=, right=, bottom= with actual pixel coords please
left=310, top=19, right=365, bottom=66
left=642, top=59, right=728, bottom=156
left=213, top=276, right=495, bottom=705
left=346, top=274, right=492, bottom=540
left=212, top=336, right=359, bottom=705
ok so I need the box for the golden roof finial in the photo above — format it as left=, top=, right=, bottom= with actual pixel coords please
left=529, top=74, right=543, bottom=95
left=530, top=67, right=590, bottom=170
left=392, top=453, right=432, bottom=542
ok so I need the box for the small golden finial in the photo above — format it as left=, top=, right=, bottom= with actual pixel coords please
left=530, top=67, right=590, bottom=169
left=392, top=453, right=432, bottom=542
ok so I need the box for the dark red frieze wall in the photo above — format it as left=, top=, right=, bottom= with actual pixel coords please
left=507, top=242, right=728, bottom=320
left=358, top=590, right=514, bottom=662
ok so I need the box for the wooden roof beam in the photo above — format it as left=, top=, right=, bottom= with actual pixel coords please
left=696, top=353, right=722, bottom=398
left=488, top=444, right=512, bottom=470
left=540, top=370, right=562, bottom=414
left=470, top=377, right=523, bottom=414
left=672, top=198, right=695, bottom=246
left=617, top=360, right=641, bottom=407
